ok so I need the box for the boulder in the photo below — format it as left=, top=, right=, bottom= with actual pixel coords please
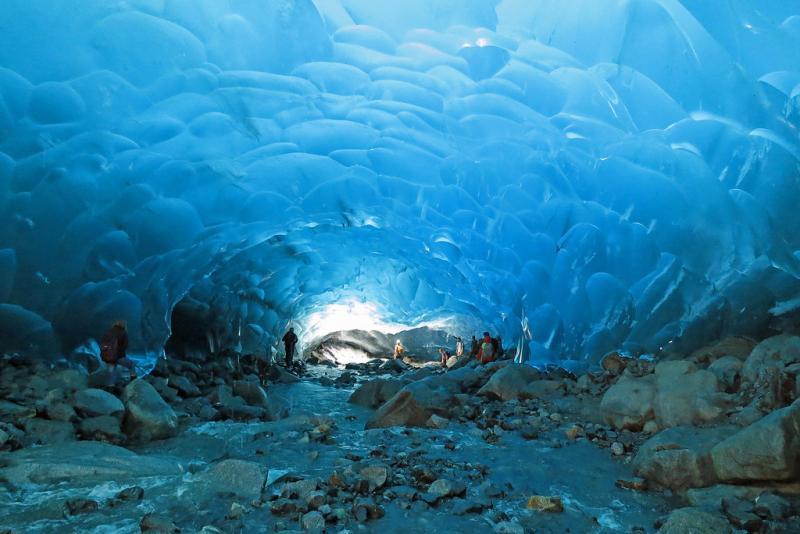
left=477, top=364, right=542, bottom=401
left=0, top=400, right=35, bottom=423
left=708, top=356, right=743, bottom=393
left=742, top=335, right=800, bottom=384
left=523, top=380, right=564, bottom=398
left=600, top=375, right=656, bottom=430
left=121, top=380, right=179, bottom=441
left=23, top=418, right=75, bottom=446
left=232, top=380, right=269, bottom=408
left=79, top=415, right=125, bottom=444
left=0, top=441, right=183, bottom=486
left=654, top=362, right=728, bottom=428
left=711, top=399, right=800, bottom=482
left=601, top=352, right=628, bottom=376
left=45, top=400, right=77, bottom=422
left=73, top=388, right=125, bottom=417
left=169, top=376, right=200, bottom=397
left=633, top=426, right=732, bottom=490
left=348, top=378, right=408, bottom=409
left=657, top=507, right=731, bottom=534
left=691, top=337, right=757, bottom=364
left=197, top=459, right=266, bottom=500
left=47, top=369, right=89, bottom=392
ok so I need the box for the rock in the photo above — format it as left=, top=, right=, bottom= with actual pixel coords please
left=494, top=521, right=525, bottom=534
left=477, top=364, right=542, bottom=401
left=198, top=459, right=266, bottom=500
left=654, top=362, right=728, bottom=428
left=232, top=380, right=269, bottom=408
left=428, top=479, right=466, bottom=499
left=601, top=352, right=629, bottom=375
left=691, top=337, right=757, bottom=364
left=63, top=498, right=98, bottom=516
left=611, top=442, right=624, bottom=456
left=305, top=490, right=326, bottom=510
left=73, top=388, right=125, bottom=417
left=301, top=510, right=325, bottom=531
left=0, top=422, right=24, bottom=450
left=365, top=382, right=452, bottom=429
left=753, top=492, right=791, bottom=520
left=633, top=426, right=732, bottom=490
left=48, top=369, right=89, bottom=392
left=685, top=485, right=762, bottom=510
left=227, top=502, right=246, bottom=520
left=615, top=478, right=647, bottom=491
left=0, top=400, right=35, bottom=423
left=711, top=399, right=800, bottom=482
left=140, top=513, right=180, bottom=533
left=121, top=380, right=179, bottom=441
left=169, top=376, right=200, bottom=397
left=79, top=415, right=125, bottom=443
left=426, top=414, right=449, bottom=429
left=600, top=375, right=656, bottom=430
left=708, top=356, right=744, bottom=393
left=283, top=478, right=320, bottom=500
left=722, top=497, right=763, bottom=532
left=115, top=486, right=145, bottom=502
left=45, top=400, right=77, bottom=423
left=351, top=498, right=384, bottom=521
left=0, top=441, right=182, bottom=486
left=526, top=495, right=564, bottom=512
left=657, top=507, right=731, bottom=534
left=360, top=465, right=389, bottom=491
left=742, top=335, right=800, bottom=384
left=348, top=378, right=407, bottom=409
left=23, top=418, right=75, bottom=446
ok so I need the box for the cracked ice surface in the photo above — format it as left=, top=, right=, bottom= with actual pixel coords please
left=0, top=0, right=798, bottom=370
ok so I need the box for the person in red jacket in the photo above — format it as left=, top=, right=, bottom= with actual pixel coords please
left=476, top=332, right=496, bottom=364
left=100, top=320, right=137, bottom=386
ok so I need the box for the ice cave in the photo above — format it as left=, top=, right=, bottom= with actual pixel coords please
left=0, top=1, right=799, bottom=533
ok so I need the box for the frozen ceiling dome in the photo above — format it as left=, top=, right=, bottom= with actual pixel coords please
left=0, top=0, right=798, bottom=371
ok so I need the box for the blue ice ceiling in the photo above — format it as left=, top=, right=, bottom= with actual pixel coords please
left=0, top=0, right=799, bottom=369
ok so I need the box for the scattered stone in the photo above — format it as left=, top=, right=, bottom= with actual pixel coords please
left=615, top=478, right=647, bottom=491
left=227, top=502, right=246, bottom=520
left=23, top=418, right=75, bottom=446
left=351, top=499, right=384, bottom=521
left=198, top=459, right=266, bottom=500
left=601, top=352, right=629, bottom=375
left=115, top=486, right=145, bottom=502
left=600, top=375, right=656, bottom=430
left=140, top=513, right=180, bottom=533
left=121, top=380, right=179, bottom=441
left=477, top=364, right=542, bottom=401
left=426, top=414, right=449, bottom=429
left=232, top=380, right=270, bottom=408
left=63, top=498, right=98, bottom=516
left=283, top=478, right=320, bottom=500
left=494, top=521, right=525, bottom=534
left=301, top=510, right=325, bottom=531
left=611, top=442, right=625, bottom=456
left=360, top=465, right=389, bottom=491
left=428, top=479, right=466, bottom=499
left=657, top=507, right=731, bottom=534
left=45, top=401, right=77, bottom=423
left=708, top=356, right=744, bottom=393
left=73, top=388, right=125, bottom=417
left=753, top=492, right=791, bottom=520
left=169, top=376, right=201, bottom=397
left=79, top=415, right=125, bottom=443
left=527, top=495, right=564, bottom=513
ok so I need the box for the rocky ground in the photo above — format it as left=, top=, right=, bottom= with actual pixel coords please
left=0, top=335, right=799, bottom=533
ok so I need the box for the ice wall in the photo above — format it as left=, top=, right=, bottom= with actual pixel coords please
left=0, top=0, right=798, bottom=370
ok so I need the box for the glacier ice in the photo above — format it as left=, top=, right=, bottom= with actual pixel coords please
left=0, top=0, right=798, bottom=372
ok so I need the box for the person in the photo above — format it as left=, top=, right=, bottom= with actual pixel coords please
left=476, top=331, right=496, bottom=364
left=469, top=336, right=480, bottom=358
left=393, top=340, right=405, bottom=360
left=282, top=327, right=298, bottom=367
left=455, top=337, right=464, bottom=358
left=493, top=335, right=503, bottom=358
left=438, top=347, right=451, bottom=366
left=100, top=320, right=137, bottom=386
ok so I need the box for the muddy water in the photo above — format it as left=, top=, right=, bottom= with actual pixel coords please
left=0, top=369, right=671, bottom=533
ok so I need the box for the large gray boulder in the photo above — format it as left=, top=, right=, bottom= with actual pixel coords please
left=633, top=426, right=732, bottom=490
left=196, top=459, right=266, bottom=500
left=349, top=378, right=408, bottom=409
left=73, top=388, right=125, bottom=417
left=232, top=380, right=269, bottom=408
left=121, top=380, right=179, bottom=441
left=600, top=375, right=656, bottom=430
left=22, top=418, right=75, bottom=446
left=742, top=335, right=800, bottom=384
left=477, top=364, right=542, bottom=401
left=657, top=507, right=731, bottom=534
left=711, top=399, right=800, bottom=482
left=653, top=363, right=728, bottom=428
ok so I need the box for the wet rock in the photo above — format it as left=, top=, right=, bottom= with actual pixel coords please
left=0, top=422, right=24, bottom=450
left=711, top=399, right=800, bottom=482
left=615, top=477, right=647, bottom=491
left=653, top=362, right=728, bottom=428
left=526, top=495, right=564, bottom=512
left=494, top=521, right=524, bottom=534
left=722, top=497, right=763, bottom=532
left=657, top=507, right=731, bottom=534
left=365, top=382, right=452, bottom=429
left=360, top=465, right=389, bottom=491
left=63, top=497, right=98, bottom=516
left=283, top=478, right=320, bottom=500
left=0, top=400, right=35, bottom=423
left=115, top=486, right=145, bottom=502
left=45, top=400, right=77, bottom=423
left=426, top=414, right=449, bottom=429
left=169, top=376, right=200, bottom=397
left=232, top=380, right=269, bottom=408
left=348, top=378, right=407, bottom=409
left=685, top=484, right=764, bottom=510
left=477, top=364, right=542, bottom=401
left=22, top=418, right=75, bottom=446
left=48, top=369, right=89, bottom=392
left=226, top=501, right=246, bottom=520
left=634, top=426, right=733, bottom=490
left=121, top=380, right=178, bottom=441
left=270, top=498, right=299, bottom=516
left=451, top=498, right=488, bottom=515
left=301, top=510, right=325, bottom=531
left=611, top=441, right=625, bottom=456
left=73, top=388, right=125, bottom=417
left=600, top=375, right=656, bottom=430
left=427, top=479, right=466, bottom=499
left=351, top=498, right=384, bottom=521
left=140, top=513, right=180, bottom=533
left=198, top=459, right=266, bottom=500
left=0, top=441, right=182, bottom=486
left=742, top=335, right=800, bottom=384
left=304, top=490, right=326, bottom=510
left=753, top=492, right=791, bottom=520
left=79, top=415, right=125, bottom=443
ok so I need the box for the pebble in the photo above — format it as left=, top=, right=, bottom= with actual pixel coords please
left=611, top=442, right=625, bottom=456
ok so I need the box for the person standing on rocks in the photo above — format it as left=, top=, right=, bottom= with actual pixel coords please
left=393, top=340, right=405, bottom=360
left=455, top=337, right=464, bottom=358
left=282, top=327, right=298, bottom=368
left=438, top=347, right=451, bottom=366
left=477, top=332, right=496, bottom=364
left=100, top=320, right=137, bottom=386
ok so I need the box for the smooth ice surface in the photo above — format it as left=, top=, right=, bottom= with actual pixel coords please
left=0, top=0, right=798, bottom=370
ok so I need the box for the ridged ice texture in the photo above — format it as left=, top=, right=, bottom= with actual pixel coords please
left=0, top=0, right=798, bottom=369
